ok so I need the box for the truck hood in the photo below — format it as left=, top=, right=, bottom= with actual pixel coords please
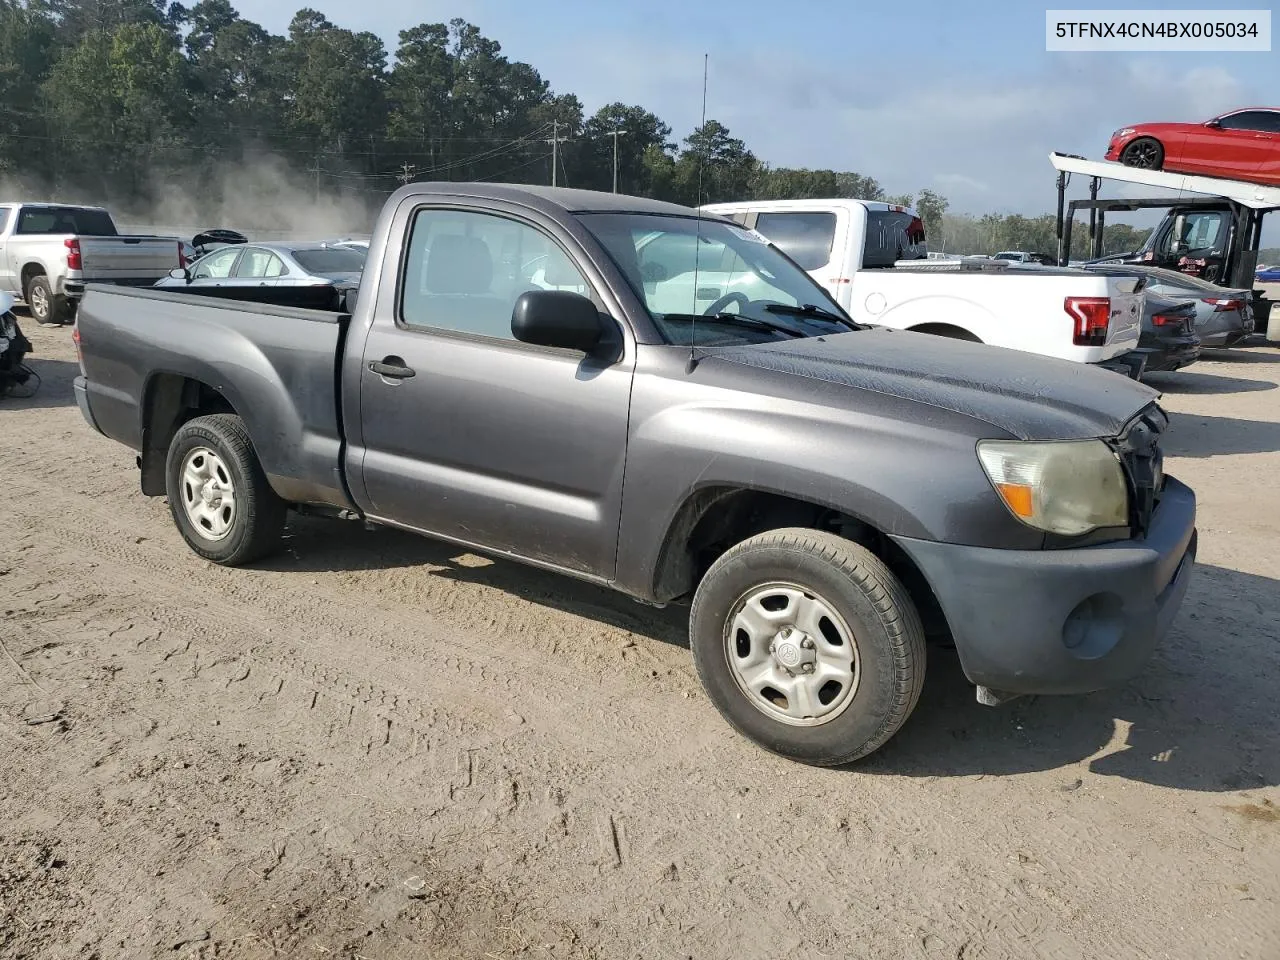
left=709, top=328, right=1160, bottom=441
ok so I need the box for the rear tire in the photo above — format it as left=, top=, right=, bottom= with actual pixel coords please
left=1120, top=137, right=1164, bottom=170
left=689, top=528, right=926, bottom=766
left=25, top=275, right=66, bottom=325
left=165, top=414, right=287, bottom=565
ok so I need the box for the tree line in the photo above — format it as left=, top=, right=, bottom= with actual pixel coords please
left=0, top=0, right=1148, bottom=257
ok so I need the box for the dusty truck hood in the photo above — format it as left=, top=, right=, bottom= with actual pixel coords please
left=708, top=327, right=1160, bottom=440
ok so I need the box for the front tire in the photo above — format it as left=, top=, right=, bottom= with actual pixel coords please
left=689, top=528, right=926, bottom=766
left=1120, top=137, right=1164, bottom=170
left=165, top=414, right=287, bottom=565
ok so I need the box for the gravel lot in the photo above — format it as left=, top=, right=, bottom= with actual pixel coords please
left=2, top=321, right=1279, bottom=960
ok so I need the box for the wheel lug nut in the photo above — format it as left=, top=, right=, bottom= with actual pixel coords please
left=801, top=637, right=814, bottom=649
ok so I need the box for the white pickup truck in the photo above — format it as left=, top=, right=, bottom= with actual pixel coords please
left=701, top=199, right=1144, bottom=374
left=0, top=203, right=182, bottom=324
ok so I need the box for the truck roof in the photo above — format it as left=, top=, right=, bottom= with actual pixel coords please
left=703, top=198, right=920, bottom=215
left=390, top=182, right=704, bottom=218
left=0, top=201, right=110, bottom=211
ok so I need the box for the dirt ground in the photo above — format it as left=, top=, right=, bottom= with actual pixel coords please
left=2, top=321, right=1278, bottom=960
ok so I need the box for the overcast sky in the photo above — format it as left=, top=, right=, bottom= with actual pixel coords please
left=250, top=0, right=1276, bottom=234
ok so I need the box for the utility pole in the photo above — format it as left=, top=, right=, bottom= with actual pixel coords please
left=397, top=162, right=416, bottom=186
left=308, top=156, right=321, bottom=202
left=544, top=120, right=572, bottom=187
left=607, top=128, right=627, bottom=193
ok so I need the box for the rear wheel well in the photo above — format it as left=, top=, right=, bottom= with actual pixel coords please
left=653, top=488, right=951, bottom=642
left=139, top=374, right=237, bottom=495
left=20, top=263, right=46, bottom=296
left=907, top=323, right=982, bottom=342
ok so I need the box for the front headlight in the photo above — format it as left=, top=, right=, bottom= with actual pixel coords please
left=977, top=439, right=1128, bottom=536
left=1115, top=127, right=1135, bottom=138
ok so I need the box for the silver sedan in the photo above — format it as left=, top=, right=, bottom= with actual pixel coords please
left=1085, top=264, right=1254, bottom=347
left=158, top=241, right=365, bottom=292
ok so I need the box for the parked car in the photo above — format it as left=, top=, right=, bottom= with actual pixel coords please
left=179, top=228, right=249, bottom=265
left=992, top=251, right=1053, bottom=264
left=1135, top=293, right=1201, bottom=375
left=0, top=202, right=181, bottom=324
left=326, top=237, right=370, bottom=253
left=72, top=182, right=1197, bottom=766
left=159, top=241, right=365, bottom=292
left=1084, top=263, right=1254, bottom=347
left=702, top=199, right=1145, bottom=375
left=1105, top=108, right=1280, bottom=185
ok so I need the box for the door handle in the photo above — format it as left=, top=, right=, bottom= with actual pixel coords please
left=369, top=358, right=415, bottom=379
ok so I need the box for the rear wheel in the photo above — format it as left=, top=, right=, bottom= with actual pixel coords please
left=25, top=275, right=67, bottom=325
left=165, top=414, right=287, bottom=565
left=1120, top=137, right=1164, bottom=170
left=689, top=528, right=926, bottom=766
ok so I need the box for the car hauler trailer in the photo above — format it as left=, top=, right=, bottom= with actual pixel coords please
left=1049, top=152, right=1280, bottom=339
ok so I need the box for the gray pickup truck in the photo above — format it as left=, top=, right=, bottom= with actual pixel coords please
left=73, top=183, right=1197, bottom=765
left=0, top=203, right=181, bottom=324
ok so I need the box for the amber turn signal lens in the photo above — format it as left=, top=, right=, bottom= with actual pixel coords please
left=994, top=482, right=1035, bottom=518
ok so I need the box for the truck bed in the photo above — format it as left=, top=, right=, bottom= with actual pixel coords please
left=74, top=284, right=353, bottom=510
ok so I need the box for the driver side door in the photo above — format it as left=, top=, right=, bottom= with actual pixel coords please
left=353, top=204, right=636, bottom=577
left=188, top=247, right=242, bottom=287
left=1157, top=211, right=1229, bottom=281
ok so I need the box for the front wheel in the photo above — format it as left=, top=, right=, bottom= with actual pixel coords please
left=689, top=528, right=926, bottom=766
left=1120, top=137, right=1164, bottom=170
left=165, top=414, right=287, bottom=565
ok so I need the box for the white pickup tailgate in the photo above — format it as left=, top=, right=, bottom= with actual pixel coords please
left=1098, top=274, right=1142, bottom=355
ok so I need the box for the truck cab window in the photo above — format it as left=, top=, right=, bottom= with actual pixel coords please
left=861, top=211, right=928, bottom=268
left=754, top=212, right=837, bottom=270
left=401, top=209, right=588, bottom=341
left=1163, top=212, right=1225, bottom=257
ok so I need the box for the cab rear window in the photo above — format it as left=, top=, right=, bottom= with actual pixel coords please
left=15, top=206, right=118, bottom=236
left=753, top=212, right=837, bottom=270
left=862, top=211, right=927, bottom=268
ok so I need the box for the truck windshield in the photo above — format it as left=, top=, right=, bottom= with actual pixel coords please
left=579, top=213, right=854, bottom=346
left=16, top=206, right=118, bottom=236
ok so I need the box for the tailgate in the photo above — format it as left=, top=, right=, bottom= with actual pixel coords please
left=79, top=237, right=180, bottom=283
left=1101, top=276, right=1143, bottom=356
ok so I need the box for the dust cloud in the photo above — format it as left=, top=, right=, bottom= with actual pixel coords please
left=4, top=152, right=381, bottom=242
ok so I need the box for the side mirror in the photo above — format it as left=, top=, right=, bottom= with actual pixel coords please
left=168, top=267, right=190, bottom=282
left=1205, top=118, right=1222, bottom=128
left=511, top=289, right=603, bottom=352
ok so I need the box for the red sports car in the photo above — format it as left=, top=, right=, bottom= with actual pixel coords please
left=1105, top=108, right=1280, bottom=185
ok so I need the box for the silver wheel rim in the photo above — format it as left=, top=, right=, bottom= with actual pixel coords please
left=179, top=447, right=237, bottom=542
left=723, top=582, right=860, bottom=727
left=29, top=285, right=48, bottom=318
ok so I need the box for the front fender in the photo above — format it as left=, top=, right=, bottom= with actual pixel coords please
left=611, top=379, right=1037, bottom=600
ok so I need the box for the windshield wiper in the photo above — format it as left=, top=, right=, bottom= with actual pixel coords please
left=660, top=312, right=807, bottom=339
left=764, top=302, right=862, bottom=331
